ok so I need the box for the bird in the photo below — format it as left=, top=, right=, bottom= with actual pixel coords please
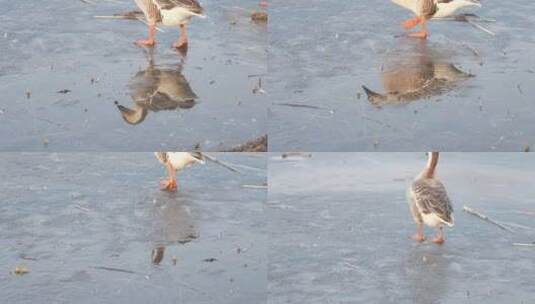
left=151, top=198, right=198, bottom=265
left=362, top=42, right=473, bottom=106
left=116, top=65, right=198, bottom=125
left=134, top=0, right=206, bottom=49
left=362, top=62, right=471, bottom=106
left=407, top=152, right=454, bottom=244
left=391, top=0, right=482, bottom=38
left=155, top=152, right=205, bottom=191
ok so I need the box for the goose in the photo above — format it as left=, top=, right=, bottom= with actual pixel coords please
left=155, top=152, right=205, bottom=191
left=134, top=0, right=206, bottom=49
left=391, top=0, right=482, bottom=38
left=407, top=152, right=454, bottom=244
left=116, top=64, right=197, bottom=125
left=362, top=46, right=472, bottom=106
left=151, top=199, right=198, bottom=265
left=363, top=62, right=471, bottom=106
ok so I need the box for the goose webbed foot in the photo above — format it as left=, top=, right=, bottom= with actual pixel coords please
left=410, top=233, right=426, bottom=242
left=410, top=223, right=425, bottom=242
left=160, top=179, right=178, bottom=191
left=407, top=30, right=428, bottom=39
left=172, top=40, right=188, bottom=50
left=135, top=39, right=156, bottom=46
left=431, top=227, right=445, bottom=244
left=135, top=24, right=157, bottom=46
left=431, top=236, right=445, bottom=244
left=173, top=24, right=189, bottom=50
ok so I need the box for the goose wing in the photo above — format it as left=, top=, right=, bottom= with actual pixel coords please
left=188, top=152, right=205, bottom=164
left=411, top=178, right=454, bottom=224
left=135, top=0, right=162, bottom=23
left=155, top=152, right=169, bottom=164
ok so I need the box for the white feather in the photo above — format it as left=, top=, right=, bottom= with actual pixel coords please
left=155, top=152, right=204, bottom=171
left=160, top=6, right=205, bottom=27
left=433, top=0, right=481, bottom=19
left=422, top=212, right=455, bottom=227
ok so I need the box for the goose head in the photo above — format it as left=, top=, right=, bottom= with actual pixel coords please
left=116, top=104, right=148, bottom=125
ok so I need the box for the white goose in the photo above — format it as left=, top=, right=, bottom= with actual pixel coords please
left=407, top=152, right=454, bottom=244
left=392, top=0, right=481, bottom=38
left=155, top=152, right=205, bottom=191
left=135, top=0, right=206, bottom=49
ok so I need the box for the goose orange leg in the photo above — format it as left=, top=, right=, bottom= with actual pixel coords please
left=402, top=16, right=421, bottom=30
left=136, top=23, right=157, bottom=46
left=432, top=226, right=445, bottom=244
left=160, top=162, right=178, bottom=191
left=410, top=222, right=425, bottom=242
left=173, top=24, right=189, bottom=50
left=408, top=18, right=429, bottom=39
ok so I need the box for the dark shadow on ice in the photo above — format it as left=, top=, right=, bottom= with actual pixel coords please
left=363, top=40, right=474, bottom=108
left=150, top=192, right=199, bottom=266
left=116, top=48, right=198, bottom=125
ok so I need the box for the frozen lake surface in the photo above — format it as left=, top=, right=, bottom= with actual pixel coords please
left=0, top=153, right=267, bottom=303
left=268, top=153, right=535, bottom=303
left=0, top=0, right=267, bottom=151
left=269, top=0, right=535, bottom=151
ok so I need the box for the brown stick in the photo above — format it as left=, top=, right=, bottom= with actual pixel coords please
left=275, top=102, right=331, bottom=111
left=463, top=206, right=513, bottom=232
left=466, top=19, right=495, bottom=36
left=202, top=153, right=242, bottom=174
left=92, top=266, right=137, bottom=274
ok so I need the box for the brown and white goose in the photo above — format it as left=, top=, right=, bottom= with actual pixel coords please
left=362, top=43, right=473, bottom=106
left=155, top=152, right=205, bottom=191
left=363, top=62, right=471, bottom=106
left=392, top=0, right=481, bottom=38
left=117, top=64, right=198, bottom=125
left=135, top=0, right=205, bottom=48
left=407, top=152, right=454, bottom=244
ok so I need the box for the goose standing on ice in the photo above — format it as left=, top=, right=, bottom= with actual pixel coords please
left=391, top=0, right=481, bottom=38
left=155, top=152, right=205, bottom=191
left=407, top=152, right=454, bottom=244
left=135, top=0, right=206, bottom=49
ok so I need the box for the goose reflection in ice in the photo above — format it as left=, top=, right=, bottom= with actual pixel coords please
left=150, top=196, right=198, bottom=265
left=363, top=41, right=474, bottom=108
left=403, top=246, right=451, bottom=304
left=116, top=52, right=198, bottom=125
